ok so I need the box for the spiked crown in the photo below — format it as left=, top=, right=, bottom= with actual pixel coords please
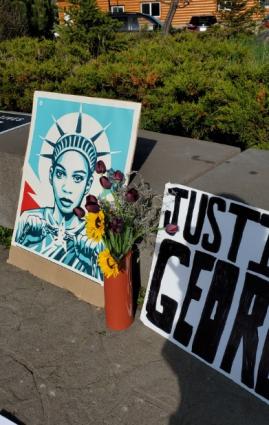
left=41, top=107, right=112, bottom=175
left=52, top=134, right=97, bottom=173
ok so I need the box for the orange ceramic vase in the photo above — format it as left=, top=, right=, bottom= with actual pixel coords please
left=104, top=252, right=134, bottom=331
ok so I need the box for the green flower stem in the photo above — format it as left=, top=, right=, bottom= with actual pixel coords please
left=112, top=190, right=121, bottom=213
left=133, top=225, right=160, bottom=242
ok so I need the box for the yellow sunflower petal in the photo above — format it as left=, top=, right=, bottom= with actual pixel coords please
left=98, top=249, right=119, bottom=278
left=86, top=211, right=105, bottom=242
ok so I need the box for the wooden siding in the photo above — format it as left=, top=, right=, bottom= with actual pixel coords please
left=100, top=0, right=215, bottom=27
left=93, top=0, right=262, bottom=27
left=57, top=1, right=263, bottom=27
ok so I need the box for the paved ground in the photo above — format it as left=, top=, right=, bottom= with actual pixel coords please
left=1, top=126, right=269, bottom=424
left=1, top=245, right=269, bottom=425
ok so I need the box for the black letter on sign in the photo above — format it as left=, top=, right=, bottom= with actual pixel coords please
left=173, top=250, right=216, bottom=347
left=221, top=272, right=269, bottom=389
left=164, top=187, right=189, bottom=227
left=248, top=213, right=269, bottom=279
left=192, top=260, right=239, bottom=364
left=228, top=203, right=260, bottom=263
left=202, top=196, right=226, bottom=254
left=146, top=239, right=191, bottom=334
left=256, top=329, right=269, bottom=400
left=183, top=192, right=208, bottom=246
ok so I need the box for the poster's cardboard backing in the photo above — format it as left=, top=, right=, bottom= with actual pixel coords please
left=8, top=245, right=104, bottom=307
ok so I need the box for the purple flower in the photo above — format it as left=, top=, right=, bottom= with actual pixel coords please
left=95, top=160, right=106, bottom=174
left=112, top=170, right=124, bottom=182
left=125, top=188, right=139, bottom=203
left=165, top=224, right=179, bottom=235
left=73, top=207, right=85, bottom=218
left=86, top=194, right=98, bottom=205
left=100, top=176, right=112, bottom=189
left=110, top=217, right=124, bottom=234
left=85, top=194, right=100, bottom=212
left=86, top=203, right=100, bottom=213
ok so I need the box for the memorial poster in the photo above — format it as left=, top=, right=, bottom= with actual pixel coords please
left=12, top=91, right=141, bottom=285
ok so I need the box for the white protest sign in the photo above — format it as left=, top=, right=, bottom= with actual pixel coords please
left=141, top=183, right=269, bottom=404
left=0, top=416, right=16, bottom=425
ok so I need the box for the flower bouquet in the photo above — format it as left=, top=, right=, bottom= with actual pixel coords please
left=74, top=160, right=161, bottom=330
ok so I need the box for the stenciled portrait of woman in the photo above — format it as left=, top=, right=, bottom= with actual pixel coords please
left=12, top=91, right=141, bottom=284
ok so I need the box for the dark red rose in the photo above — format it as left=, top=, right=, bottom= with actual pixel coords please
left=95, top=160, right=106, bottom=174
left=112, top=170, right=124, bottom=182
left=100, top=176, right=112, bottom=189
left=85, top=203, right=100, bottom=213
left=85, top=194, right=99, bottom=212
left=73, top=207, right=85, bottom=218
left=125, top=188, right=139, bottom=202
left=165, top=224, right=179, bottom=235
left=110, top=217, right=124, bottom=233
left=86, top=194, right=98, bottom=205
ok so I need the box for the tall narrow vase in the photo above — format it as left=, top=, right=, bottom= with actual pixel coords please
left=104, top=252, right=133, bottom=331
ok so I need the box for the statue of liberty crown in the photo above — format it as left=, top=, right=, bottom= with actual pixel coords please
left=40, top=107, right=111, bottom=174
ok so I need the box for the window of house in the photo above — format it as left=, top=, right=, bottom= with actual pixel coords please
left=141, top=2, right=160, bottom=17
left=260, top=0, right=269, bottom=7
left=111, top=5, right=125, bottom=13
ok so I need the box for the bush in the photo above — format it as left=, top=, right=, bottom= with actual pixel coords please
left=219, top=0, right=263, bottom=35
left=0, top=0, right=58, bottom=41
left=25, top=0, right=58, bottom=39
left=1, top=32, right=269, bottom=150
left=0, top=226, right=12, bottom=248
left=0, top=0, right=28, bottom=40
left=0, top=37, right=91, bottom=110
left=57, top=0, right=121, bottom=57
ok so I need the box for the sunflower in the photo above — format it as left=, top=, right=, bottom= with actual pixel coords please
left=86, top=210, right=105, bottom=242
left=98, top=249, right=119, bottom=278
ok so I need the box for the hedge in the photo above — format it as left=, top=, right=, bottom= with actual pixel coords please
left=1, top=32, right=269, bottom=149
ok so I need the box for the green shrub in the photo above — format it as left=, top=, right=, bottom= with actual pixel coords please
left=57, top=0, right=121, bottom=57
left=0, top=0, right=58, bottom=41
left=0, top=226, right=13, bottom=248
left=0, top=37, right=91, bottom=110
left=0, top=0, right=28, bottom=40
left=218, top=0, right=263, bottom=35
left=1, top=32, right=269, bottom=150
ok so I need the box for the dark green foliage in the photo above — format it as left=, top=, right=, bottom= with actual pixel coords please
left=0, top=0, right=58, bottom=41
left=0, top=37, right=91, bottom=110
left=25, top=0, right=58, bottom=39
left=1, top=32, right=269, bottom=149
left=0, top=226, right=13, bottom=248
left=137, top=286, right=146, bottom=306
left=0, top=0, right=29, bottom=40
left=57, top=0, right=121, bottom=56
left=219, top=0, right=263, bottom=35
left=62, top=32, right=269, bottom=149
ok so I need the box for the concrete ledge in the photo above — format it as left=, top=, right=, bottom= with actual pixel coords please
left=0, top=152, right=24, bottom=228
left=0, top=121, right=30, bottom=156
left=0, top=126, right=241, bottom=229
left=190, top=148, right=269, bottom=211
left=135, top=130, right=240, bottom=194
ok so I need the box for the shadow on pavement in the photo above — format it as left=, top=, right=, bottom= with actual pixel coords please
left=132, top=245, right=141, bottom=316
left=161, top=339, right=269, bottom=425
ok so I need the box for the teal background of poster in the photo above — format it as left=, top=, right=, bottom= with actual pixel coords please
left=29, top=96, right=135, bottom=178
